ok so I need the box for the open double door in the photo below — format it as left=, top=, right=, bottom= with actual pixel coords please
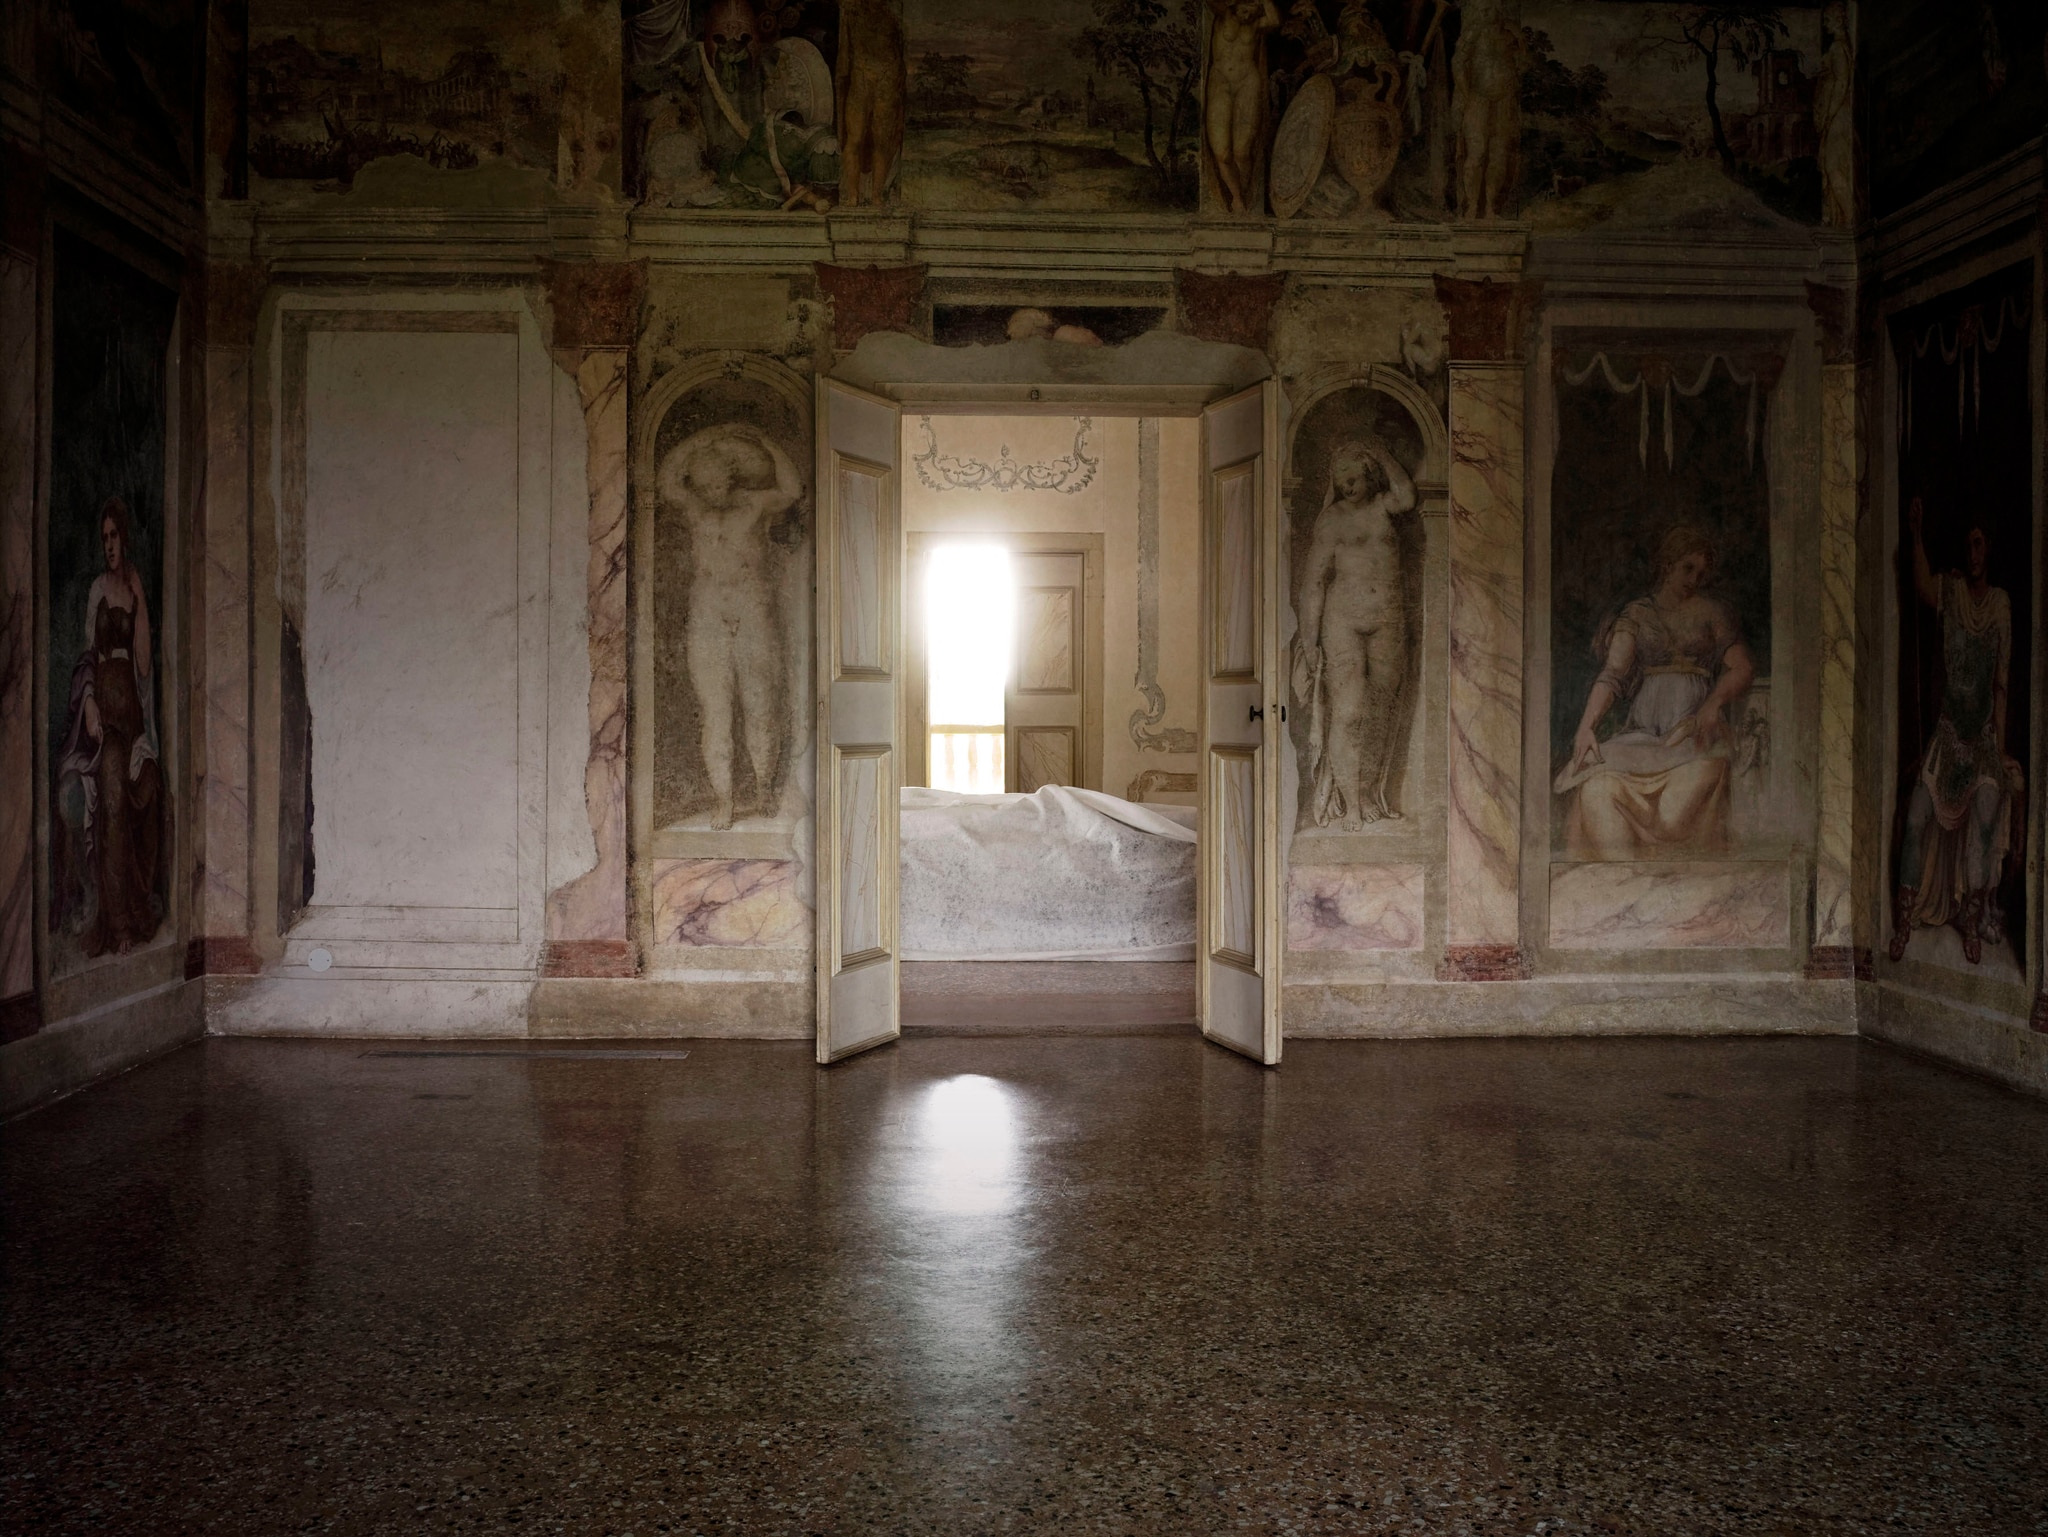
left=814, top=379, right=1285, bottom=1065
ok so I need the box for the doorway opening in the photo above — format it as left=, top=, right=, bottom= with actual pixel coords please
left=814, top=372, right=1284, bottom=1066
left=896, top=413, right=1203, bottom=1033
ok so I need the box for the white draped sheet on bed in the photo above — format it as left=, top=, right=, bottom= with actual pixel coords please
left=900, top=785, right=1197, bottom=960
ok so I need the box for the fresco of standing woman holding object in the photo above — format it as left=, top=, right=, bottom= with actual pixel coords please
left=45, top=232, right=177, bottom=973
left=52, top=498, right=164, bottom=956
left=1554, top=525, right=1755, bottom=861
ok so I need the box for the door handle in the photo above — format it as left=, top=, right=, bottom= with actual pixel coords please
left=1249, top=705, right=1264, bottom=721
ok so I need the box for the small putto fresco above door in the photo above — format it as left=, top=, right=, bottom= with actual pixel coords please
left=1548, top=343, right=1780, bottom=862
left=1286, top=382, right=1427, bottom=832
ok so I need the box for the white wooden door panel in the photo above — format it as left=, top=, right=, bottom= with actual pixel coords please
left=816, top=379, right=903, bottom=1063
left=1197, top=382, right=1284, bottom=1065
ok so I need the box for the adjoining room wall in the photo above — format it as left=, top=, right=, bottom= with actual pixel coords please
left=900, top=413, right=1203, bottom=807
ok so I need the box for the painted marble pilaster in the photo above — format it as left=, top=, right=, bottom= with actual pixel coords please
left=541, top=260, right=642, bottom=978
left=0, top=252, right=36, bottom=1020
left=1811, top=359, right=1858, bottom=959
left=1287, top=865, right=1424, bottom=951
left=651, top=859, right=809, bottom=948
left=544, top=347, right=633, bottom=974
left=194, top=264, right=265, bottom=975
left=1441, top=362, right=1528, bottom=976
left=200, top=343, right=253, bottom=955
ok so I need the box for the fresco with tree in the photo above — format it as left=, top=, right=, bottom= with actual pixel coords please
left=901, top=0, right=1201, bottom=211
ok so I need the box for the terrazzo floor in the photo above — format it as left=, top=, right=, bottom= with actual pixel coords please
left=3, top=1035, right=2045, bottom=1535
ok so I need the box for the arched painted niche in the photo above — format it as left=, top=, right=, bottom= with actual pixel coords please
left=633, top=354, right=814, bottom=838
left=1283, top=368, right=1444, bottom=831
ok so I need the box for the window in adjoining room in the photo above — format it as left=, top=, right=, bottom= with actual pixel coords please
left=924, top=542, right=1013, bottom=793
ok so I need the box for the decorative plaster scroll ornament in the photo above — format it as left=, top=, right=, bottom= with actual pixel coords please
left=912, top=417, right=1099, bottom=495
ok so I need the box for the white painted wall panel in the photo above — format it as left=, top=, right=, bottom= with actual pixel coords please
left=304, top=330, right=522, bottom=913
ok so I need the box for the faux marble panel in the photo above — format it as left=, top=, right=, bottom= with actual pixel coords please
left=1287, top=864, right=1424, bottom=951
left=1213, top=463, right=1256, bottom=679
left=1018, top=587, right=1075, bottom=691
left=1549, top=862, right=1790, bottom=950
left=650, top=858, right=809, bottom=948
left=1213, top=749, right=1257, bottom=961
left=1445, top=365, right=1524, bottom=950
left=839, top=751, right=884, bottom=959
left=0, top=256, right=35, bottom=1002
left=547, top=350, right=631, bottom=946
left=1015, top=727, right=1074, bottom=793
left=838, top=462, right=883, bottom=675
left=1812, top=362, right=1857, bottom=949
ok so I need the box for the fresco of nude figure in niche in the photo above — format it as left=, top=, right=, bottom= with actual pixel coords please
left=652, top=379, right=813, bottom=835
left=1287, top=384, right=1426, bottom=834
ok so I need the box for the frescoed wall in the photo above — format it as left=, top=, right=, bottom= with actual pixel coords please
left=16, top=0, right=2046, bottom=1100
left=625, top=0, right=844, bottom=210
left=1240, top=0, right=1835, bottom=227
left=247, top=0, right=622, bottom=198
left=1512, top=0, right=1828, bottom=228
left=1886, top=263, right=2034, bottom=981
left=902, top=0, right=1199, bottom=212
left=46, top=231, right=179, bottom=979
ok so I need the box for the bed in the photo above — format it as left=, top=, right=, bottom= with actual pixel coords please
left=899, top=785, right=1197, bottom=961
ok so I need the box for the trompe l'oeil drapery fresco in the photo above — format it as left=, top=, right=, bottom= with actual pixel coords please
left=1550, top=344, right=1780, bottom=863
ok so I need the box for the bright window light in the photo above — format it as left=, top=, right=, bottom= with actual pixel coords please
left=926, top=544, right=1012, bottom=794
